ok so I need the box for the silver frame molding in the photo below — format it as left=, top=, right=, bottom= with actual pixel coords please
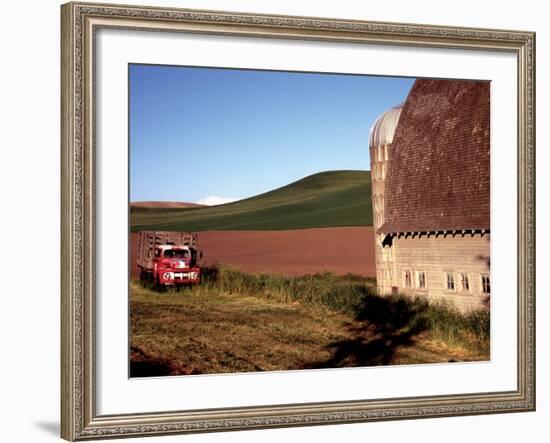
left=61, top=2, right=536, bottom=440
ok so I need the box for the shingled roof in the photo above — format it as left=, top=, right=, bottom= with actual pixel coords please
left=378, top=79, right=490, bottom=234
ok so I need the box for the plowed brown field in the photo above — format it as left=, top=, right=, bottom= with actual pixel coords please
left=130, top=227, right=375, bottom=278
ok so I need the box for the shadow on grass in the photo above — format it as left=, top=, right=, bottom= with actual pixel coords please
left=303, top=292, right=430, bottom=369
left=130, top=347, right=201, bottom=377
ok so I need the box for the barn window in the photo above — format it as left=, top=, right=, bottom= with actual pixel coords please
left=481, top=275, right=491, bottom=294
left=404, top=270, right=412, bottom=288
left=460, top=273, right=470, bottom=292
left=417, top=271, right=426, bottom=289
left=446, top=272, right=455, bottom=291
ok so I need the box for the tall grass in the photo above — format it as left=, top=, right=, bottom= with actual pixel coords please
left=199, top=266, right=374, bottom=312
left=195, top=265, right=489, bottom=352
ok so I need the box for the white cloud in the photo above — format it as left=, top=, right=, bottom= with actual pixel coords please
left=197, top=195, right=239, bottom=206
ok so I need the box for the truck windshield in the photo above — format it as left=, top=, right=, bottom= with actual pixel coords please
left=164, top=249, right=190, bottom=259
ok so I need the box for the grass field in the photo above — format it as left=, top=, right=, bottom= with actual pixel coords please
left=130, top=268, right=489, bottom=376
left=130, top=170, right=372, bottom=232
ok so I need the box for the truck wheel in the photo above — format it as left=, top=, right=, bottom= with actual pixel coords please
left=139, top=270, right=149, bottom=283
left=154, top=277, right=163, bottom=292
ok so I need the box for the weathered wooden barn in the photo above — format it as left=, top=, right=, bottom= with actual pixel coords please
left=369, top=79, right=490, bottom=311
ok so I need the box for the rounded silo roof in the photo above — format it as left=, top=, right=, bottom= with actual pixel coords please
left=369, top=104, right=403, bottom=147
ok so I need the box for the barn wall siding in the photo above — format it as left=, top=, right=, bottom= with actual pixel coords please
left=378, top=234, right=490, bottom=311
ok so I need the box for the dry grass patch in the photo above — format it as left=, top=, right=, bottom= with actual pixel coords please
left=131, top=282, right=353, bottom=375
left=130, top=276, right=489, bottom=377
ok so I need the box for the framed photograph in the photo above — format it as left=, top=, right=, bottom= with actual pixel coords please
left=61, top=1, right=535, bottom=440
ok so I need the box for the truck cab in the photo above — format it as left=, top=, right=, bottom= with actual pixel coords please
left=153, top=244, right=201, bottom=286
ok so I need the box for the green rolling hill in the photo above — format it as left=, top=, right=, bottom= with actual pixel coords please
left=130, top=170, right=372, bottom=232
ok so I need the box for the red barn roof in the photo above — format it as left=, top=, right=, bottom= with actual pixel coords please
left=379, top=79, right=490, bottom=234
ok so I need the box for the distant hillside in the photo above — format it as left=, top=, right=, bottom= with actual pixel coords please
left=130, top=201, right=206, bottom=209
left=130, top=170, right=372, bottom=232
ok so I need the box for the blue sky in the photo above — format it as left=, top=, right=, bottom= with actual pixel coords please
left=129, top=64, right=414, bottom=204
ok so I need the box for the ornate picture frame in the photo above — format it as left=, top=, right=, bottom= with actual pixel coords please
left=61, top=2, right=535, bottom=440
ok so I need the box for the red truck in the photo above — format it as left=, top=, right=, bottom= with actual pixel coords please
left=136, top=231, right=202, bottom=287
